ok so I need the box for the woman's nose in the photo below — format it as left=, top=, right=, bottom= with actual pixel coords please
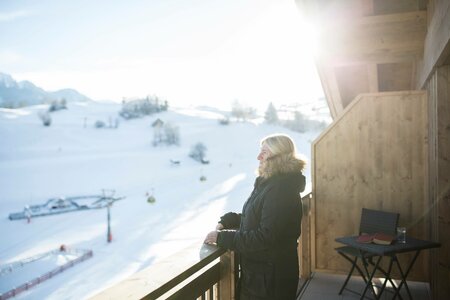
left=257, top=152, right=263, bottom=160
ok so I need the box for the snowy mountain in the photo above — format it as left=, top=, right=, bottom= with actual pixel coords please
left=0, top=72, right=91, bottom=108
left=0, top=102, right=321, bottom=299
left=50, top=89, right=91, bottom=103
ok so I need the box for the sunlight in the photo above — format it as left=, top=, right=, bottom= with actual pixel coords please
left=213, top=173, right=247, bottom=196
left=137, top=173, right=246, bottom=264
left=10, top=0, right=324, bottom=111
left=298, top=19, right=320, bottom=58
left=141, top=196, right=227, bottom=263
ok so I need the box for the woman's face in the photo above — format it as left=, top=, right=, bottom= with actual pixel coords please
left=257, top=143, right=272, bottom=162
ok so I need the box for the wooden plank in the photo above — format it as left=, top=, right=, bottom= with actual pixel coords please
left=219, top=251, right=236, bottom=300
left=166, top=263, right=220, bottom=300
left=310, top=183, right=316, bottom=273
left=373, top=0, right=423, bottom=15
left=299, top=193, right=312, bottom=279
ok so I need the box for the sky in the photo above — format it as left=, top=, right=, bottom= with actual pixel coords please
left=0, top=0, right=323, bottom=110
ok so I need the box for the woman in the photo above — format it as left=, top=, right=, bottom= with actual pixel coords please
left=204, top=134, right=306, bottom=300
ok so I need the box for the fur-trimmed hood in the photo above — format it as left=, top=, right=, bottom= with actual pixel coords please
left=259, top=153, right=306, bottom=179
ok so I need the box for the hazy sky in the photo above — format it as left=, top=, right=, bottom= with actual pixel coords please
left=0, top=0, right=323, bottom=110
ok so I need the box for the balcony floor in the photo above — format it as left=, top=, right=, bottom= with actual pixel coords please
left=297, top=272, right=430, bottom=300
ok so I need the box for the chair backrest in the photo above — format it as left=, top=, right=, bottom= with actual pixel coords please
left=359, top=208, right=399, bottom=236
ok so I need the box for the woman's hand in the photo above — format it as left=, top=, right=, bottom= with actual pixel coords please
left=204, top=230, right=219, bottom=245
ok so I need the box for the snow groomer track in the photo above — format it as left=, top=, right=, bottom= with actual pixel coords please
left=0, top=247, right=93, bottom=300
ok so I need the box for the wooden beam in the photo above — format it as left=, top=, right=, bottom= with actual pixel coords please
left=319, top=11, right=426, bottom=65
left=316, top=62, right=344, bottom=119
left=372, top=0, right=424, bottom=15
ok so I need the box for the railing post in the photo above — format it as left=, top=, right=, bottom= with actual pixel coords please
left=300, top=193, right=312, bottom=280
left=219, top=250, right=236, bottom=300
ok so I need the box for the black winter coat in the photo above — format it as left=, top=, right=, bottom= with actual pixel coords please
left=217, top=171, right=305, bottom=300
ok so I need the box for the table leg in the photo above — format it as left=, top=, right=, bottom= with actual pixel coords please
left=360, top=254, right=382, bottom=300
left=392, top=250, right=420, bottom=300
left=377, top=255, right=394, bottom=297
left=337, top=252, right=370, bottom=295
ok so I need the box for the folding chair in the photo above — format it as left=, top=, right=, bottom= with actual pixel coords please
left=336, top=208, right=399, bottom=298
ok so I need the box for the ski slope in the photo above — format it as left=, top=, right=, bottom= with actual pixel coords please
left=0, top=101, right=320, bottom=299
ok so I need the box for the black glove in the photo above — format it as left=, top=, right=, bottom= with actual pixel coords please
left=219, top=212, right=241, bottom=229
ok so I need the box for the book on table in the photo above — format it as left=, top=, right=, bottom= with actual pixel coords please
left=357, top=233, right=395, bottom=245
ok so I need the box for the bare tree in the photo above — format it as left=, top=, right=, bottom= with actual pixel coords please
left=231, top=100, right=256, bottom=121
left=38, top=111, right=52, bottom=126
left=189, top=142, right=208, bottom=163
left=164, top=122, right=180, bottom=145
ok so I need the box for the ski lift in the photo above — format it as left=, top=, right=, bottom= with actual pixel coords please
left=147, top=195, right=156, bottom=204
left=146, top=188, right=156, bottom=204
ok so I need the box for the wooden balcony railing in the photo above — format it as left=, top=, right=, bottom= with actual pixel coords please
left=92, top=193, right=312, bottom=300
left=91, top=243, right=236, bottom=300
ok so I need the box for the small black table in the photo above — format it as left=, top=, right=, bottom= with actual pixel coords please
left=335, top=235, right=440, bottom=299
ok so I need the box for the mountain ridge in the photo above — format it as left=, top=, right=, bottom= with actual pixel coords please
left=0, top=72, right=91, bottom=108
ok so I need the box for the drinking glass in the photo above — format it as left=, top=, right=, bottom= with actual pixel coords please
left=397, top=227, right=406, bottom=243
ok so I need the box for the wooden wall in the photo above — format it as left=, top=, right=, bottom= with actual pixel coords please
left=418, top=0, right=450, bottom=88
left=311, top=91, right=429, bottom=281
left=426, top=65, right=450, bottom=299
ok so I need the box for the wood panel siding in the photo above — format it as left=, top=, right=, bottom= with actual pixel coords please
left=297, top=0, right=450, bottom=297
left=418, top=0, right=450, bottom=88
left=426, top=65, right=450, bottom=300
left=312, top=91, right=429, bottom=281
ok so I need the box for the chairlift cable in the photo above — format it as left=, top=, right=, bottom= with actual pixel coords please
left=0, top=207, right=100, bottom=256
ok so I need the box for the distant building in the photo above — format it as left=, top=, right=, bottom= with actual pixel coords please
left=151, top=118, right=164, bottom=127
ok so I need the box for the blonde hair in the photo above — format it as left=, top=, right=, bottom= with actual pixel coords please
left=258, top=134, right=306, bottom=178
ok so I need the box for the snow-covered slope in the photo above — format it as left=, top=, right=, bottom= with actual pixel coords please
left=0, top=102, right=318, bottom=299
